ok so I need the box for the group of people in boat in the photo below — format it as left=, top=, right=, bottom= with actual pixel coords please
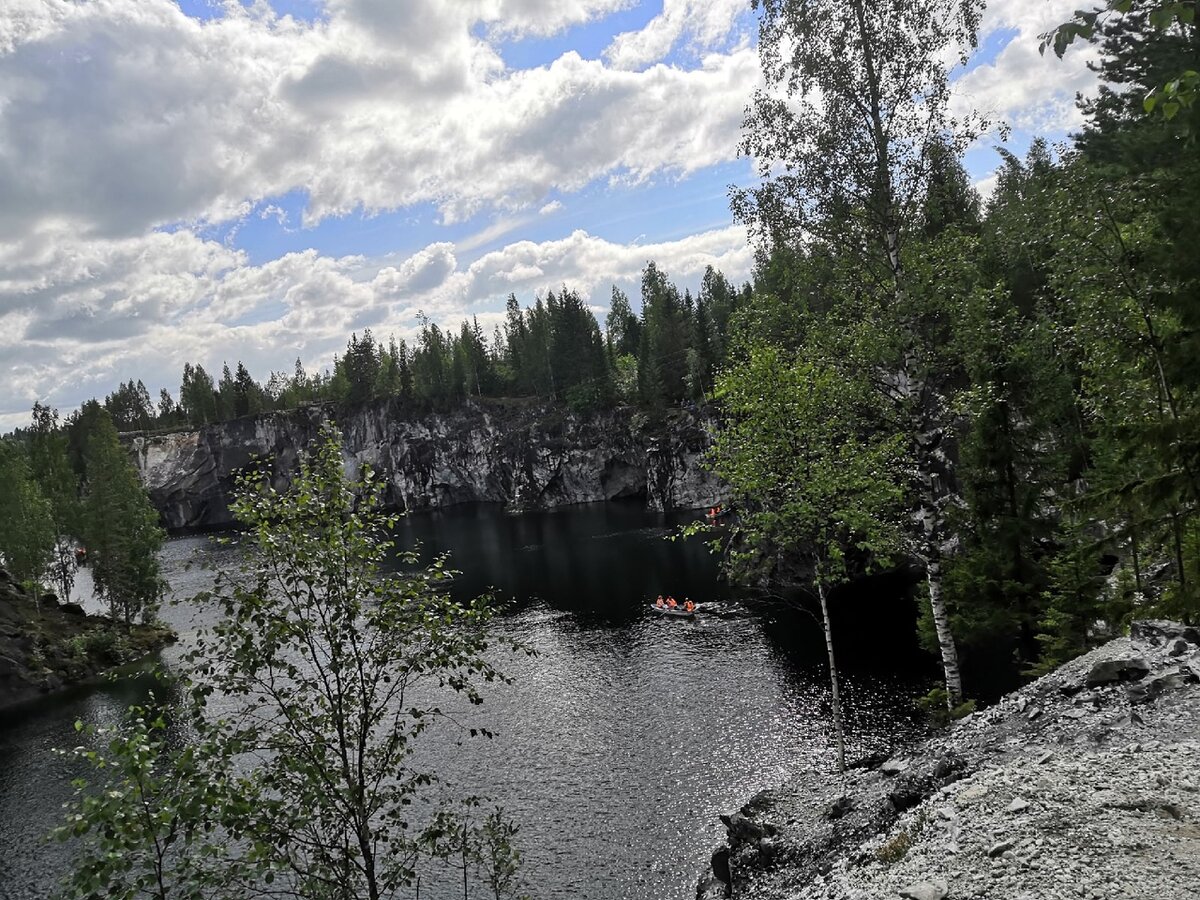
left=705, top=504, right=723, bottom=521
left=655, top=595, right=696, bottom=613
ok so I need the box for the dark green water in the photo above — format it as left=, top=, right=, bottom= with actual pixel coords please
left=0, top=502, right=928, bottom=900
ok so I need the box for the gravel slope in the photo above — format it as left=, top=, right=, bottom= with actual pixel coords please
left=698, top=621, right=1200, bottom=900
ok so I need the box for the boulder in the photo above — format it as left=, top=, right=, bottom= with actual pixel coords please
left=958, top=784, right=988, bottom=804
left=719, top=813, right=773, bottom=844
left=900, top=881, right=949, bottom=900
left=933, top=752, right=965, bottom=780
left=1086, top=656, right=1150, bottom=687
left=59, top=602, right=86, bottom=616
left=988, top=839, right=1015, bottom=858
left=708, top=846, right=732, bottom=898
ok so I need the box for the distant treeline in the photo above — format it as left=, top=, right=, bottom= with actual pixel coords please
left=77, top=262, right=748, bottom=436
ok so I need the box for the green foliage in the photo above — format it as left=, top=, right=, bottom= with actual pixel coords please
left=720, top=0, right=1200, bottom=699
left=0, top=440, right=56, bottom=592
left=875, top=828, right=914, bottom=864
left=65, top=627, right=137, bottom=665
left=711, top=344, right=907, bottom=587
left=54, top=708, right=258, bottom=900
left=915, top=688, right=976, bottom=727
left=709, top=337, right=907, bottom=769
left=57, top=423, right=524, bottom=899
left=28, top=403, right=82, bottom=602
left=81, top=412, right=166, bottom=625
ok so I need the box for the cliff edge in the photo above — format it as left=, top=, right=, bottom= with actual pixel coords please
left=128, top=399, right=724, bottom=531
left=699, top=621, right=1200, bottom=900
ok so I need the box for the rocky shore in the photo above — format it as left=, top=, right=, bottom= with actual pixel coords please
left=128, top=399, right=724, bottom=532
left=699, top=621, right=1200, bottom=900
left=0, top=568, right=175, bottom=715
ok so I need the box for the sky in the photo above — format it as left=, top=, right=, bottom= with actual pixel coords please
left=0, top=0, right=1099, bottom=430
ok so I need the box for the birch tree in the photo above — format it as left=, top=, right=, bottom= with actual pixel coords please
left=733, top=0, right=984, bottom=705
left=710, top=345, right=907, bottom=771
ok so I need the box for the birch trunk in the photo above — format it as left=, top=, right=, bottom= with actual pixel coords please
left=924, top=551, right=963, bottom=707
left=815, top=578, right=846, bottom=772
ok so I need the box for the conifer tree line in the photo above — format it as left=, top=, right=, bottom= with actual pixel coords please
left=710, top=0, right=1200, bottom=705
left=84, top=268, right=749, bottom=434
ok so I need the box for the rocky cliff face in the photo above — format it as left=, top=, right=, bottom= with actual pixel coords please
left=128, top=400, right=725, bottom=532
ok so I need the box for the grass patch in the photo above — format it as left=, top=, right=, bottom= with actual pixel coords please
left=875, top=829, right=913, bottom=864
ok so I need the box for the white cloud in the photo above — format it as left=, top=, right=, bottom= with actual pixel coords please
left=0, top=223, right=753, bottom=428
left=0, top=0, right=754, bottom=240
left=604, top=0, right=750, bottom=70
left=478, top=0, right=636, bottom=39
left=973, top=173, right=999, bottom=204
left=951, top=0, right=1100, bottom=134
left=0, top=0, right=1113, bottom=432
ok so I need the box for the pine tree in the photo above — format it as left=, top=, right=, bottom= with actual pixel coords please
left=180, top=363, right=218, bottom=426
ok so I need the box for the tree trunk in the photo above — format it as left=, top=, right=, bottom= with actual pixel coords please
left=908, top=364, right=965, bottom=709
left=925, top=553, right=963, bottom=707
left=815, top=578, right=846, bottom=773
left=852, top=0, right=964, bottom=711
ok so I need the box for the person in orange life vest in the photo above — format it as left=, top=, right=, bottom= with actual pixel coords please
left=667, top=597, right=678, bottom=609
left=656, top=596, right=665, bottom=608
left=683, top=599, right=695, bottom=613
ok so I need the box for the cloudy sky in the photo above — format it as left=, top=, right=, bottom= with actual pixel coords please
left=0, top=0, right=1097, bottom=430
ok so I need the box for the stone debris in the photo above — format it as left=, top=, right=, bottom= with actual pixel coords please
left=957, top=784, right=988, bottom=804
left=697, top=621, right=1200, bottom=900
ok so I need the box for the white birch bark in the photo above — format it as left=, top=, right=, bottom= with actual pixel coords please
left=815, top=577, right=846, bottom=772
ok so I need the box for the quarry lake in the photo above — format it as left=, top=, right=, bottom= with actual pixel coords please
left=0, top=502, right=929, bottom=900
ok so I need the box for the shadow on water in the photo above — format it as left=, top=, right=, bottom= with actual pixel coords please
left=0, top=502, right=932, bottom=900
